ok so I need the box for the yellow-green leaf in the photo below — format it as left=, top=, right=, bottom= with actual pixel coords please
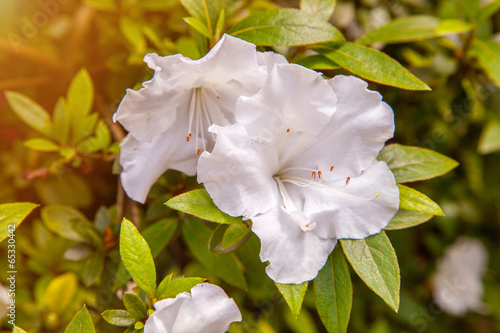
left=23, top=138, right=60, bottom=152
left=45, top=272, right=78, bottom=313
left=0, top=202, right=38, bottom=243
left=5, top=91, right=53, bottom=136
left=398, top=184, right=444, bottom=216
left=65, top=305, right=95, bottom=333
left=276, top=281, right=308, bottom=318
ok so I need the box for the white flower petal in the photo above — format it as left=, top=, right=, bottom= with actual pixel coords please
left=285, top=160, right=399, bottom=240
left=198, top=124, right=279, bottom=217
left=256, top=51, right=289, bottom=72
left=144, top=283, right=241, bottom=333
left=120, top=130, right=199, bottom=203
left=251, top=202, right=337, bottom=284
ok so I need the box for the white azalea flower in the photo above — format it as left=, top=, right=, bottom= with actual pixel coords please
left=432, top=237, right=488, bottom=316
left=144, top=283, right=242, bottom=333
left=114, top=34, right=287, bottom=203
left=198, top=64, right=399, bottom=283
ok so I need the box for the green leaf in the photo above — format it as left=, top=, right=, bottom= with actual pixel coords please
left=119, top=17, right=144, bottom=49
left=340, top=231, right=400, bottom=312
left=478, top=120, right=500, bottom=154
left=209, top=223, right=252, bottom=254
left=41, top=205, right=90, bottom=242
left=384, top=209, right=433, bottom=230
left=470, top=39, right=500, bottom=88
left=215, top=8, right=225, bottom=39
left=357, top=15, right=471, bottom=45
left=398, top=184, right=444, bottom=216
left=156, top=276, right=206, bottom=300
left=182, top=218, right=247, bottom=290
left=477, top=0, right=500, bottom=25
left=313, top=42, right=430, bottom=90
left=142, top=218, right=178, bottom=258
left=23, top=138, right=60, bottom=152
left=82, top=253, right=104, bottom=286
left=78, top=120, right=111, bottom=153
left=45, top=272, right=78, bottom=313
left=101, top=310, right=135, bottom=327
left=5, top=91, right=53, bottom=136
left=65, top=305, right=95, bottom=333
left=276, top=281, right=308, bottom=318
left=294, top=54, right=340, bottom=70
left=0, top=202, right=38, bottom=242
left=228, top=8, right=344, bottom=46
left=52, top=97, right=70, bottom=145
left=124, top=293, right=147, bottom=321
left=67, top=68, right=94, bottom=119
left=378, top=144, right=459, bottom=183
left=300, top=0, right=336, bottom=20
left=315, top=246, right=352, bottom=333
left=184, top=17, right=214, bottom=39
left=167, top=189, right=243, bottom=225
left=13, top=327, right=29, bottom=333
left=462, top=0, right=480, bottom=22
left=180, top=0, right=218, bottom=33
left=119, top=218, right=156, bottom=297
left=72, top=112, right=99, bottom=145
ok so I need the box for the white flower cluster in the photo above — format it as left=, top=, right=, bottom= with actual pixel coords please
left=115, top=34, right=399, bottom=332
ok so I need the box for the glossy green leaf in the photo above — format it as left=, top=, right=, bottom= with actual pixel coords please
left=124, top=293, right=147, bottom=321
left=65, top=305, right=95, bottom=333
left=229, top=8, right=344, bottom=46
left=41, top=205, right=90, bottom=242
left=314, top=42, right=430, bottom=90
left=182, top=218, right=247, bottom=290
left=119, top=218, right=156, bottom=297
left=142, top=218, right=178, bottom=258
left=398, top=184, right=444, bottom=216
left=5, top=91, right=53, bottom=136
left=156, top=276, right=206, bottom=300
left=101, top=310, right=135, bottom=326
left=0, top=202, right=38, bottom=242
left=180, top=0, right=218, bottom=33
left=23, top=138, right=60, bottom=152
left=476, top=0, right=500, bottom=25
left=276, top=281, right=308, bottom=318
left=78, top=120, right=111, bottom=153
left=82, top=253, right=104, bottom=286
left=184, top=17, right=213, bottom=39
left=300, top=0, right=336, bottom=20
left=315, top=246, right=352, bottom=333
left=295, top=54, right=340, bottom=70
left=357, top=16, right=471, bottom=45
left=45, top=272, right=78, bottom=313
left=478, top=120, right=500, bottom=154
left=378, top=144, right=459, bottom=183
left=167, top=189, right=243, bottom=225
left=470, top=39, right=500, bottom=87
left=340, top=231, right=400, bottom=312
left=384, top=210, right=433, bottom=230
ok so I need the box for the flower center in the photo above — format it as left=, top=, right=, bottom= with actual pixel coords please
left=185, top=87, right=218, bottom=155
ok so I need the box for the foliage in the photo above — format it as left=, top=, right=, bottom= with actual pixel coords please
left=0, top=0, right=499, bottom=332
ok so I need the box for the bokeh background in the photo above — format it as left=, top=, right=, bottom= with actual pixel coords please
left=0, top=0, right=499, bottom=332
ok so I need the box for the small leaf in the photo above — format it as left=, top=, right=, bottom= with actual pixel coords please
left=67, top=68, right=94, bottom=119
left=5, top=91, right=53, bottom=136
left=398, top=184, right=444, bottom=216
left=477, top=0, right=500, bottom=25
left=340, top=231, right=400, bottom=312
left=209, top=223, right=252, bottom=254
left=276, top=281, right=308, bottom=318
left=101, top=310, right=135, bottom=327
left=65, top=305, right=95, bottom=333
left=167, top=189, right=243, bottom=225
left=45, top=272, right=79, bottom=313
left=378, top=144, right=459, bottom=183
left=384, top=210, right=433, bottom=230
left=184, top=17, right=214, bottom=39
left=0, top=202, right=38, bottom=242
left=215, top=8, right=225, bottom=39
left=180, top=0, right=218, bottom=33
left=315, top=246, right=352, bottom=333
left=156, top=276, right=206, bottom=300
left=229, top=8, right=344, bottom=46
left=53, top=97, right=70, bottom=145
left=470, top=39, right=500, bottom=87
left=314, top=42, right=430, bottom=90
left=300, top=0, right=336, bottom=20
left=124, top=293, right=147, bottom=321
left=142, top=218, right=178, bottom=258
left=41, top=205, right=90, bottom=242
left=23, top=138, right=60, bottom=152
left=119, top=218, right=156, bottom=297
left=478, top=120, right=500, bottom=154
left=295, top=54, right=340, bottom=70
left=72, top=112, right=99, bottom=145
left=182, top=218, right=247, bottom=290
left=82, top=253, right=104, bottom=286
left=77, top=120, right=111, bottom=153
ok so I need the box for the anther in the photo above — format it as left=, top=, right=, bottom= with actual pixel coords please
left=330, top=165, right=334, bottom=172
left=186, top=134, right=191, bottom=142
left=346, top=177, right=351, bottom=185
left=196, top=149, right=200, bottom=155
left=217, top=96, right=220, bottom=99
left=318, top=171, right=322, bottom=178
left=286, top=128, right=290, bottom=133
left=376, top=193, right=380, bottom=197
left=305, top=224, right=309, bottom=228
left=312, top=171, right=316, bottom=179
